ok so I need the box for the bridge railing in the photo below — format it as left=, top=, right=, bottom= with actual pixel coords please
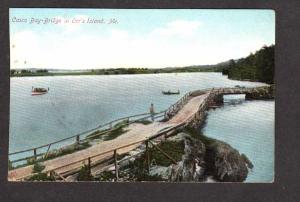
left=13, top=120, right=186, bottom=181
left=9, top=110, right=167, bottom=167
left=9, top=86, right=265, bottom=170
left=165, top=91, right=192, bottom=118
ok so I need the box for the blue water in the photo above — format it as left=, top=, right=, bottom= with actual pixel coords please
left=203, top=96, right=274, bottom=183
left=10, top=72, right=274, bottom=182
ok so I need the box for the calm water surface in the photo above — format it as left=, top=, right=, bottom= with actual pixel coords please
left=10, top=72, right=274, bottom=182
left=203, top=96, right=274, bottom=182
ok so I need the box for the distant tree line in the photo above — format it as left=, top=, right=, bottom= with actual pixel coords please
left=10, top=45, right=274, bottom=83
left=10, top=69, right=48, bottom=76
left=221, top=45, right=275, bottom=84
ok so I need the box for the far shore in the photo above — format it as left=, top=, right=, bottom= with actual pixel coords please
left=10, top=68, right=219, bottom=78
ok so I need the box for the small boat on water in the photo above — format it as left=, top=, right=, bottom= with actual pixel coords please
left=162, top=90, right=180, bottom=95
left=31, top=87, right=49, bottom=96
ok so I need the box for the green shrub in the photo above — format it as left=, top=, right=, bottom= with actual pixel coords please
left=26, top=157, right=36, bottom=165
left=8, top=160, right=14, bottom=170
left=77, top=164, right=94, bottom=181
left=33, top=162, right=45, bottom=173
left=135, top=119, right=152, bottom=125
left=98, top=171, right=115, bottom=181
left=28, top=173, right=55, bottom=181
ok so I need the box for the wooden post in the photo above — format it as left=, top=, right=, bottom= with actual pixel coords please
left=114, top=150, right=119, bottom=181
left=33, top=148, right=37, bottom=161
left=44, top=144, right=52, bottom=159
left=49, top=171, right=54, bottom=179
left=145, top=140, right=150, bottom=173
left=88, top=157, right=91, bottom=175
left=76, top=135, right=80, bottom=144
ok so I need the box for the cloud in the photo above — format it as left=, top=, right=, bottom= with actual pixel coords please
left=10, top=30, right=41, bottom=68
left=151, top=20, right=201, bottom=38
left=10, top=19, right=271, bottom=69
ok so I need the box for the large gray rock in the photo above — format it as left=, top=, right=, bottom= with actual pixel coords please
left=205, top=140, right=251, bottom=182
left=169, top=133, right=206, bottom=182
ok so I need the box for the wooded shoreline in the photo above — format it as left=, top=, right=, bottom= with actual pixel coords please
left=10, top=45, right=275, bottom=84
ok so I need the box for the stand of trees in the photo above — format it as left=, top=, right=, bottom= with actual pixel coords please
left=10, top=45, right=274, bottom=83
left=221, top=45, right=274, bottom=84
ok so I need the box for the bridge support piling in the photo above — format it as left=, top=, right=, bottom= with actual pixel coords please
left=114, top=150, right=119, bottom=181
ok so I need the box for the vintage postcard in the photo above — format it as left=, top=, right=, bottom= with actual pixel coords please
left=8, top=9, right=275, bottom=182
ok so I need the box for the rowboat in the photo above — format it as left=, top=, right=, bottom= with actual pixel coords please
left=31, top=87, right=49, bottom=96
left=162, top=90, right=180, bottom=95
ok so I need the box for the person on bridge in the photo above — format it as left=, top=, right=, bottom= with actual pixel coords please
left=150, top=103, right=155, bottom=122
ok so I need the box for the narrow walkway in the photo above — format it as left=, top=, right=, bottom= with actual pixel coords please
left=8, top=92, right=210, bottom=181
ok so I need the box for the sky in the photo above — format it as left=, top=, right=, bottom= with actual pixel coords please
left=9, top=9, right=275, bottom=69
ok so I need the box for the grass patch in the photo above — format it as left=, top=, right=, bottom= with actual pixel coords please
left=86, top=129, right=110, bottom=140
left=134, top=119, right=152, bottom=125
left=103, top=126, right=128, bottom=141
left=43, top=141, right=91, bottom=161
left=87, top=119, right=130, bottom=141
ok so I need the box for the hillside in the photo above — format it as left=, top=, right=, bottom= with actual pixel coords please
left=220, top=45, right=275, bottom=84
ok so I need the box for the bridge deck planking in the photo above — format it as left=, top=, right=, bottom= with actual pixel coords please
left=8, top=93, right=210, bottom=181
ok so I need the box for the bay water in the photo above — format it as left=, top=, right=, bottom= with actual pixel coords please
left=10, top=72, right=274, bottom=182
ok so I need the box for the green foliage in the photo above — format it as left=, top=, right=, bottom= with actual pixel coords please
left=33, top=162, right=45, bottom=173
left=77, top=164, right=94, bottom=181
left=27, top=162, right=54, bottom=181
left=98, top=170, right=115, bottom=181
left=128, top=140, right=184, bottom=181
left=86, top=130, right=102, bottom=140
left=114, top=140, right=184, bottom=181
left=149, top=141, right=185, bottom=167
left=134, top=119, right=152, bottom=125
left=8, top=160, right=14, bottom=170
left=103, top=127, right=128, bottom=141
left=184, top=127, right=217, bottom=146
left=222, top=45, right=274, bottom=84
left=36, top=69, right=48, bottom=73
left=26, top=157, right=36, bottom=165
left=28, top=172, right=55, bottom=181
left=102, top=121, right=129, bottom=141
left=44, top=142, right=91, bottom=160
left=10, top=69, right=16, bottom=76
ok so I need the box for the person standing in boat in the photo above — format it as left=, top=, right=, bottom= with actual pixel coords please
left=150, top=103, right=155, bottom=122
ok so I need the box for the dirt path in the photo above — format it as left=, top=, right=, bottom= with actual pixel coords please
left=8, top=92, right=210, bottom=181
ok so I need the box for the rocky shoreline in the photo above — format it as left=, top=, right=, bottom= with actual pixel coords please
left=94, top=128, right=253, bottom=182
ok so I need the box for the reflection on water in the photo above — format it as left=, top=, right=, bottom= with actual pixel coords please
left=223, top=94, right=245, bottom=105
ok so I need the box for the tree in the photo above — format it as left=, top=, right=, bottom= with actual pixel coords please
left=222, top=45, right=274, bottom=84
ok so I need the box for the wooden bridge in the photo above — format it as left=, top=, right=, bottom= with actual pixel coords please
left=8, top=85, right=273, bottom=181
